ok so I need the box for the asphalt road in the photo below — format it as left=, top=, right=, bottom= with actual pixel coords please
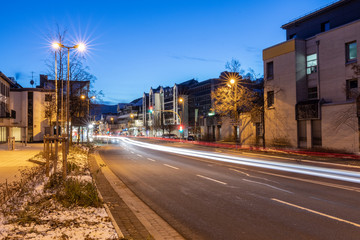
left=98, top=138, right=360, bottom=240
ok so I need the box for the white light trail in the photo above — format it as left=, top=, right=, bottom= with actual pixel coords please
left=96, top=136, right=360, bottom=184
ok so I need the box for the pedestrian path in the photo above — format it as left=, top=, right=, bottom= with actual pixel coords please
left=0, top=143, right=43, bottom=184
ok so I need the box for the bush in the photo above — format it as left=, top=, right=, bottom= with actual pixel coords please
left=55, top=179, right=101, bottom=208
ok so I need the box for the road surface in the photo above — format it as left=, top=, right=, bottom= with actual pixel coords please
left=98, top=138, right=360, bottom=240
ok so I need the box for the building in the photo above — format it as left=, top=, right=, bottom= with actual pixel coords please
left=10, top=88, right=55, bottom=142
left=0, top=72, right=56, bottom=143
left=263, top=0, right=360, bottom=152
left=0, top=72, right=18, bottom=142
left=144, top=80, right=198, bottom=137
left=38, top=74, right=90, bottom=141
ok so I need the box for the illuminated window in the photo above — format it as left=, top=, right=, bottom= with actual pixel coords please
left=346, top=41, right=357, bottom=63
left=306, top=54, right=317, bottom=74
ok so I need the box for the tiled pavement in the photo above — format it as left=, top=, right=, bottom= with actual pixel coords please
left=90, top=151, right=185, bottom=240
left=0, top=143, right=43, bottom=184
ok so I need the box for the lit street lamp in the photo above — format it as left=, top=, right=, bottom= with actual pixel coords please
left=229, top=75, right=242, bottom=141
left=53, top=42, right=86, bottom=152
left=178, top=97, right=185, bottom=139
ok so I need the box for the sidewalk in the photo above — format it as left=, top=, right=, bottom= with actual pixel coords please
left=0, top=143, right=43, bottom=184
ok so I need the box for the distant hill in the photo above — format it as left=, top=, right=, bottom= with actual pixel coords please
left=90, top=104, right=118, bottom=120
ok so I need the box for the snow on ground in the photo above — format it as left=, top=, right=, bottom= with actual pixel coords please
left=0, top=145, right=119, bottom=240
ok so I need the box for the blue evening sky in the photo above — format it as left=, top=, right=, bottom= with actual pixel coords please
left=1, top=0, right=332, bottom=104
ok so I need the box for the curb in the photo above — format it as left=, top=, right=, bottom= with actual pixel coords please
left=90, top=153, right=125, bottom=239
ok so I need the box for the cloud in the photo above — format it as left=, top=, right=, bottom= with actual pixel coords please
left=169, top=55, right=222, bottom=63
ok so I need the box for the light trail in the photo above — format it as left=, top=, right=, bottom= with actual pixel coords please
left=96, top=136, right=360, bottom=184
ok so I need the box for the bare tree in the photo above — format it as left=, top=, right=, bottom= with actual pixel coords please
left=212, top=59, right=264, bottom=145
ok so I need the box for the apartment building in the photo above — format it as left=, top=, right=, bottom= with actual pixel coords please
left=0, top=72, right=17, bottom=142
left=10, top=88, right=55, bottom=142
left=145, top=80, right=197, bottom=137
left=263, top=0, right=360, bottom=152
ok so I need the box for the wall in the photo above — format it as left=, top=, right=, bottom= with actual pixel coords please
left=321, top=102, right=358, bottom=152
left=264, top=41, right=298, bottom=147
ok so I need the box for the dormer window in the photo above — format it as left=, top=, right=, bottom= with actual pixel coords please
left=321, top=21, right=330, bottom=32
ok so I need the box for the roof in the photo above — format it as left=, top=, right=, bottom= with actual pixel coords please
left=0, top=71, right=23, bottom=88
left=177, top=79, right=198, bottom=87
left=282, top=0, right=350, bottom=29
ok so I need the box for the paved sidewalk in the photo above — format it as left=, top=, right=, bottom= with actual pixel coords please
left=89, top=150, right=185, bottom=240
left=0, top=143, right=43, bottom=184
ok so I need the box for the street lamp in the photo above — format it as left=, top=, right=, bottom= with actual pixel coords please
left=54, top=42, right=86, bottom=152
left=229, top=76, right=242, bottom=141
left=178, top=97, right=185, bottom=139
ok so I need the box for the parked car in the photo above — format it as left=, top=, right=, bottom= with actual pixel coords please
left=162, top=134, right=178, bottom=139
left=187, top=135, right=195, bottom=141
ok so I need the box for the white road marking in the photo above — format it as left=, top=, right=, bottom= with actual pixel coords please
left=137, top=154, right=143, bottom=158
left=163, top=164, right=179, bottom=170
left=272, top=198, right=360, bottom=228
left=243, top=179, right=292, bottom=194
left=131, top=151, right=134, bottom=154
left=147, top=158, right=156, bottom=162
left=197, top=175, right=227, bottom=185
left=229, top=168, right=250, bottom=176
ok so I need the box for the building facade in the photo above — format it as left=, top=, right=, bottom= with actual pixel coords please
left=0, top=72, right=17, bottom=142
left=263, top=0, right=360, bottom=152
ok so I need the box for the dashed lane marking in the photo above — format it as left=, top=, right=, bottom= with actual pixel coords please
left=147, top=158, right=156, bottom=162
left=137, top=154, right=143, bottom=158
left=163, top=164, right=179, bottom=170
left=196, top=174, right=227, bottom=185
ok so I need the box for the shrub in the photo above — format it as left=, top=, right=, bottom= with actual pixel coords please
left=55, top=179, right=101, bottom=208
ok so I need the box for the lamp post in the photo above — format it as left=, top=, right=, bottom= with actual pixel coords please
left=54, top=42, right=86, bottom=152
left=80, top=95, right=95, bottom=143
left=52, top=43, right=60, bottom=167
left=229, top=76, right=242, bottom=142
left=178, top=97, right=185, bottom=139
left=130, top=113, right=134, bottom=136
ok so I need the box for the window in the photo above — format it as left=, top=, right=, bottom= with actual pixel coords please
left=346, top=79, right=358, bottom=100
left=306, top=54, right=317, bottom=74
left=266, top=61, right=274, bottom=80
left=289, top=33, right=297, bottom=39
left=321, top=21, right=330, bottom=32
left=267, top=91, right=274, bottom=108
left=346, top=41, right=357, bottom=63
left=308, top=87, right=318, bottom=99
